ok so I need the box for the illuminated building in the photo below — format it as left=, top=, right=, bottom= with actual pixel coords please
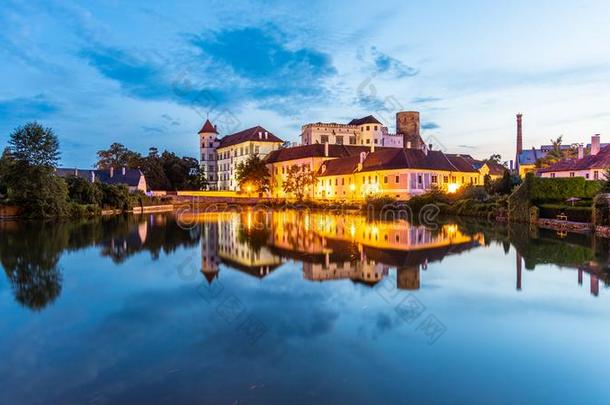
left=315, top=148, right=480, bottom=200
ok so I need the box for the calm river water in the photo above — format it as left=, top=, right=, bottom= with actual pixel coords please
left=1, top=210, right=609, bottom=404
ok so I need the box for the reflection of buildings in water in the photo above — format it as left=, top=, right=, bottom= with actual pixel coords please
left=198, top=213, right=283, bottom=283
left=268, top=211, right=482, bottom=289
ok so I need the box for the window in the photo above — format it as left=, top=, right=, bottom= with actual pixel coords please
left=374, top=125, right=378, bottom=130
left=368, top=176, right=371, bottom=183
left=366, top=139, right=370, bottom=144
left=366, top=126, right=370, bottom=131
left=551, top=173, right=556, bottom=178
left=461, top=176, right=465, bottom=183
left=384, top=176, right=388, bottom=184
left=418, top=175, right=423, bottom=184
left=341, top=178, right=345, bottom=185
left=349, top=136, right=356, bottom=145
left=208, top=154, right=214, bottom=161
left=594, top=171, right=599, bottom=180
left=570, top=172, right=575, bottom=177
left=374, top=139, right=378, bottom=144
left=443, top=176, right=448, bottom=183
left=395, top=175, right=400, bottom=183
left=586, top=173, right=590, bottom=179
left=336, top=136, right=344, bottom=145
left=255, top=146, right=260, bottom=154
left=321, top=135, right=329, bottom=144
left=335, top=178, right=338, bottom=186
left=361, top=127, right=364, bottom=132
left=451, top=176, right=456, bottom=183
left=431, top=175, right=438, bottom=183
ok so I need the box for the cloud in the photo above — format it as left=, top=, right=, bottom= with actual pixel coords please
left=79, top=44, right=232, bottom=110
left=364, top=46, right=418, bottom=78
left=141, top=125, right=165, bottom=134
left=0, top=95, right=59, bottom=120
left=189, top=26, right=337, bottom=114
left=412, top=96, right=442, bottom=104
left=79, top=25, right=338, bottom=117
left=422, top=121, right=440, bottom=130
left=457, top=144, right=476, bottom=149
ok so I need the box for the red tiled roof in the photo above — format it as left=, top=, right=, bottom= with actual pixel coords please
left=318, top=148, right=475, bottom=176
left=348, top=115, right=382, bottom=126
left=537, top=145, right=610, bottom=173
left=198, top=119, right=218, bottom=134
left=218, top=126, right=283, bottom=148
left=445, top=154, right=480, bottom=173
left=264, top=144, right=393, bottom=164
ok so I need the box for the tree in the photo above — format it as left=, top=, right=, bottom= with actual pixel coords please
left=65, top=175, right=102, bottom=205
left=536, top=136, right=577, bottom=168
left=96, top=143, right=141, bottom=169
left=4, top=122, right=70, bottom=217
left=235, top=154, right=270, bottom=194
left=8, top=122, right=60, bottom=168
left=601, top=168, right=610, bottom=194
left=485, top=154, right=502, bottom=164
left=0, top=148, right=13, bottom=198
left=282, top=165, right=317, bottom=201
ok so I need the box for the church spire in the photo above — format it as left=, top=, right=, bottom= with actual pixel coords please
left=198, top=119, right=218, bottom=134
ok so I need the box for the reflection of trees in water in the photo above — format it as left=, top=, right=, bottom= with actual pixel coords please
left=0, top=215, right=201, bottom=310
left=446, top=216, right=610, bottom=285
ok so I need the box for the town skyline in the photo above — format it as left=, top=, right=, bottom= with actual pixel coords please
left=2, top=1, right=610, bottom=168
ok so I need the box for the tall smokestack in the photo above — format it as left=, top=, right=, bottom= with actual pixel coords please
left=515, top=114, right=523, bottom=172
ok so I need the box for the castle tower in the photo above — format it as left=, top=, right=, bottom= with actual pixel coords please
left=515, top=114, right=523, bottom=172
left=199, top=119, right=219, bottom=190
left=396, top=111, right=424, bottom=149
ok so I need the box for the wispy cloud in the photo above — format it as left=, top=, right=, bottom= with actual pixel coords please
left=412, top=96, right=442, bottom=104
left=369, top=46, right=419, bottom=79
left=422, top=121, right=440, bottom=130
left=0, top=95, right=59, bottom=120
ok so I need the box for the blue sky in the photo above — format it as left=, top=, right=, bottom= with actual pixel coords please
left=1, top=0, right=610, bottom=167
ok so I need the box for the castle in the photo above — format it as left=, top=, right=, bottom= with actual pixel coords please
left=198, top=111, right=502, bottom=197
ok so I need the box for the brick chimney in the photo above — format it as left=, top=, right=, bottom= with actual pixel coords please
left=578, top=144, right=584, bottom=159
left=515, top=114, right=523, bottom=172
left=591, top=134, right=601, bottom=156
left=324, top=142, right=329, bottom=157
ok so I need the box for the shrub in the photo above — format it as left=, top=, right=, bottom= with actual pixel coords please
left=593, top=194, right=610, bottom=226
left=98, top=183, right=130, bottom=210
left=364, top=195, right=397, bottom=214
left=66, top=175, right=102, bottom=205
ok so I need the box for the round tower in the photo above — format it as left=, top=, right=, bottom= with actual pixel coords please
left=198, top=119, right=219, bottom=190
left=396, top=111, right=423, bottom=149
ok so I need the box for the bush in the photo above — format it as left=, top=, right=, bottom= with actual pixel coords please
left=593, top=194, right=610, bottom=226
left=66, top=175, right=102, bottom=205
left=538, top=204, right=592, bottom=223
left=69, top=203, right=101, bottom=218
left=99, top=183, right=130, bottom=210
left=364, top=195, right=397, bottom=214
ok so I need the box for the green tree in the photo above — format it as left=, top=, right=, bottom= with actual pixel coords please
left=601, top=168, right=610, bottom=194
left=485, top=154, right=502, bottom=164
left=65, top=175, right=102, bottom=205
left=8, top=122, right=60, bottom=168
left=235, top=154, right=270, bottom=194
left=5, top=122, right=70, bottom=217
left=282, top=165, right=317, bottom=201
left=140, top=147, right=170, bottom=190
left=96, top=143, right=142, bottom=169
left=0, top=148, right=13, bottom=199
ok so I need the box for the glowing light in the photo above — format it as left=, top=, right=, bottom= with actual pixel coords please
left=349, top=184, right=356, bottom=192
left=447, top=183, right=460, bottom=193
